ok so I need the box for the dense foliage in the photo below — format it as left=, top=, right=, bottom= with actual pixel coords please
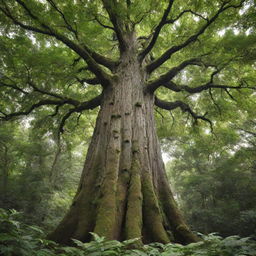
left=165, top=115, right=256, bottom=238
left=1, top=209, right=256, bottom=256
left=0, top=120, right=91, bottom=231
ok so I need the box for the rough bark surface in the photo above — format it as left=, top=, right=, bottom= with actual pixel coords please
left=48, top=33, right=198, bottom=245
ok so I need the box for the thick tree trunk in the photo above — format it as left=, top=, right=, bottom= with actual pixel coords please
left=48, top=34, right=198, bottom=245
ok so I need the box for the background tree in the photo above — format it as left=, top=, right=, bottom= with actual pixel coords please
left=166, top=118, right=256, bottom=238
left=0, top=118, right=90, bottom=232
left=0, top=0, right=255, bottom=245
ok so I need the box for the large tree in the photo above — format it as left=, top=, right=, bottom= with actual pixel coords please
left=165, top=118, right=256, bottom=237
left=0, top=0, right=255, bottom=245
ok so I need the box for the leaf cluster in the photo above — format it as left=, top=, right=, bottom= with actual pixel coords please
left=1, top=208, right=256, bottom=256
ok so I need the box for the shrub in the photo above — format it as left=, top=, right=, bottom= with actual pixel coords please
left=1, top=208, right=256, bottom=256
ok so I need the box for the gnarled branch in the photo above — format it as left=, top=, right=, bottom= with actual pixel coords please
left=0, top=99, right=69, bottom=120
left=147, top=0, right=245, bottom=72
left=102, top=0, right=127, bottom=52
left=154, top=96, right=213, bottom=130
left=58, top=94, right=102, bottom=133
left=0, top=0, right=115, bottom=80
left=0, top=94, right=101, bottom=122
left=58, top=108, right=76, bottom=134
left=146, top=58, right=202, bottom=93
left=139, top=0, right=175, bottom=61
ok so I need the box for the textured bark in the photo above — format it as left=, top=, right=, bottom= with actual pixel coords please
left=48, top=33, right=198, bottom=245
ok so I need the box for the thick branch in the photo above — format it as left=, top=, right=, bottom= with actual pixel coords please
left=155, top=97, right=186, bottom=111
left=147, top=1, right=245, bottom=72
left=155, top=96, right=213, bottom=130
left=75, top=94, right=102, bottom=112
left=139, top=0, right=175, bottom=61
left=0, top=1, right=115, bottom=80
left=1, top=76, right=84, bottom=104
left=102, top=0, right=127, bottom=52
left=15, top=0, right=116, bottom=71
left=58, top=94, right=102, bottom=133
left=1, top=93, right=101, bottom=131
left=58, top=109, right=76, bottom=134
left=0, top=99, right=68, bottom=120
left=0, top=3, right=53, bottom=35
left=146, top=58, right=202, bottom=93
left=86, top=48, right=118, bottom=71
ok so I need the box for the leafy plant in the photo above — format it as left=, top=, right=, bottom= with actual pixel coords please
left=1, top=208, right=256, bottom=256
left=0, top=208, right=55, bottom=256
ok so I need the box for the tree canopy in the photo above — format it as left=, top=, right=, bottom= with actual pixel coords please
left=0, top=0, right=255, bottom=131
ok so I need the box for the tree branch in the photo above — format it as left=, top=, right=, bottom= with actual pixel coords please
left=27, top=80, right=88, bottom=106
left=1, top=74, right=85, bottom=104
left=45, top=0, right=78, bottom=38
left=1, top=93, right=102, bottom=133
left=58, top=108, right=76, bottom=134
left=209, top=88, right=222, bottom=116
left=102, top=0, right=127, bottom=52
left=50, top=104, right=62, bottom=117
left=0, top=1, right=116, bottom=79
left=58, top=94, right=102, bottom=134
left=27, top=81, right=65, bottom=99
left=139, top=0, right=175, bottom=61
left=146, top=58, right=202, bottom=93
left=148, top=58, right=255, bottom=94
left=166, top=9, right=209, bottom=24
left=0, top=99, right=68, bottom=120
left=147, top=0, right=245, bottom=72
left=93, top=14, right=115, bottom=31
left=85, top=47, right=118, bottom=72
left=154, top=96, right=213, bottom=130
left=161, top=80, right=254, bottom=94
left=0, top=3, right=53, bottom=36
left=75, top=94, right=102, bottom=112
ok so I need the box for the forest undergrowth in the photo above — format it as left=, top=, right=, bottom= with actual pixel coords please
left=1, top=208, right=256, bottom=256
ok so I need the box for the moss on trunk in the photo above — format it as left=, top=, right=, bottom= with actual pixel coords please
left=48, top=37, right=198, bottom=245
